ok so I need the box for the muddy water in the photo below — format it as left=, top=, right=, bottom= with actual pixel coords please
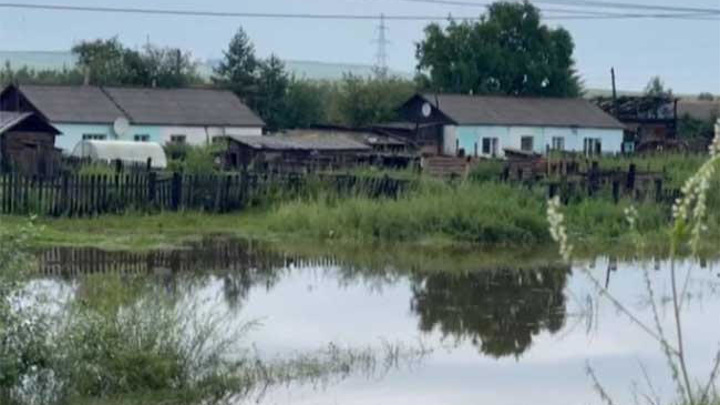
left=35, top=240, right=720, bottom=405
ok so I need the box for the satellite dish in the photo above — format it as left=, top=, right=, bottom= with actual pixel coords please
left=421, top=102, right=432, bottom=118
left=113, top=117, right=130, bottom=137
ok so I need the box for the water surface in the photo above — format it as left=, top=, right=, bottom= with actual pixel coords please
left=36, top=240, right=720, bottom=405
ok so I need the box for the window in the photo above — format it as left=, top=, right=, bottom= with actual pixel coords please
left=82, top=134, right=106, bottom=141
left=584, top=138, right=602, bottom=156
left=551, top=137, right=565, bottom=151
left=170, top=134, right=187, bottom=144
left=521, top=136, right=534, bottom=152
left=482, top=137, right=499, bottom=157
left=134, top=134, right=150, bottom=142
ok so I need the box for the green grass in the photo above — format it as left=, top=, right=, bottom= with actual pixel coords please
left=2, top=177, right=716, bottom=254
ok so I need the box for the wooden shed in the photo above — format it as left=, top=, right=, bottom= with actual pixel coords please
left=218, top=135, right=372, bottom=172
left=0, top=111, right=61, bottom=177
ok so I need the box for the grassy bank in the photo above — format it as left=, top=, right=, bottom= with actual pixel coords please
left=2, top=176, right=718, bottom=253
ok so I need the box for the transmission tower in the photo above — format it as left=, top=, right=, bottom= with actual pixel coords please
left=373, top=13, right=389, bottom=79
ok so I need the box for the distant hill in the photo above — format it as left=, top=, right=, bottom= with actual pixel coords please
left=0, top=50, right=414, bottom=81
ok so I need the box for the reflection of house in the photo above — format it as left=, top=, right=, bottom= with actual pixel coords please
left=398, top=93, right=625, bottom=158
left=0, top=84, right=264, bottom=152
left=0, top=111, right=61, bottom=176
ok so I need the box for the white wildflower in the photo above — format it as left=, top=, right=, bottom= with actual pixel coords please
left=547, top=196, right=573, bottom=262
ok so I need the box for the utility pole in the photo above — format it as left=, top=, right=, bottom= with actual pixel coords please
left=611, top=67, right=618, bottom=116
left=373, top=13, right=389, bottom=79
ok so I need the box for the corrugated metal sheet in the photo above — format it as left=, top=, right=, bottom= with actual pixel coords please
left=226, top=135, right=371, bottom=151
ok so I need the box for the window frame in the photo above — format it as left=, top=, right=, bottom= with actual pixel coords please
left=134, top=134, right=150, bottom=142
left=551, top=136, right=565, bottom=151
left=82, top=134, right=106, bottom=141
left=520, top=136, right=534, bottom=152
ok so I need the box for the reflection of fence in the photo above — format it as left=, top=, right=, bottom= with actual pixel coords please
left=0, top=172, right=410, bottom=217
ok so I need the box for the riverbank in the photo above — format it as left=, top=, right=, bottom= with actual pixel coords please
left=2, top=177, right=718, bottom=255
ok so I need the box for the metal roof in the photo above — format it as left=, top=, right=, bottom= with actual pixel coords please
left=71, top=140, right=167, bottom=169
left=420, top=94, right=625, bottom=129
left=103, top=87, right=265, bottom=127
left=18, top=85, right=126, bottom=124
left=0, top=110, right=61, bottom=135
left=226, top=135, right=371, bottom=151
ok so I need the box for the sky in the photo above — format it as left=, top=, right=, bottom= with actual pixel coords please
left=0, top=0, right=719, bottom=94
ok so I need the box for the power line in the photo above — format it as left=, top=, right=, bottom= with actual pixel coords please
left=0, top=2, right=717, bottom=21
left=0, top=3, right=478, bottom=21
left=377, top=0, right=720, bottom=15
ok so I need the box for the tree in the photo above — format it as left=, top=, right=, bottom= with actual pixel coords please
left=282, top=79, right=332, bottom=129
left=142, top=45, right=201, bottom=88
left=72, top=38, right=145, bottom=86
left=698, top=92, right=715, bottom=101
left=72, top=38, right=199, bottom=87
left=416, top=1, right=582, bottom=97
left=332, top=75, right=416, bottom=127
left=644, top=76, right=673, bottom=98
left=254, top=55, right=290, bottom=131
left=213, top=27, right=259, bottom=102
left=1, top=62, right=84, bottom=86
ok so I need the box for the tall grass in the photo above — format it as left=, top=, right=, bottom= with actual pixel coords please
left=266, top=181, right=550, bottom=245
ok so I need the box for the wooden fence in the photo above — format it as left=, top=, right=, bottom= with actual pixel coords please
left=0, top=172, right=410, bottom=217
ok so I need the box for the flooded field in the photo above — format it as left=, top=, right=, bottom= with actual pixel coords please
left=33, top=239, right=720, bottom=405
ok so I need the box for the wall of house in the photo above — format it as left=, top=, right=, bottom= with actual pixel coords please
left=2, top=131, right=59, bottom=177
left=54, top=123, right=115, bottom=152
left=450, top=125, right=624, bottom=157
left=442, top=126, right=457, bottom=155
left=52, top=123, right=264, bottom=152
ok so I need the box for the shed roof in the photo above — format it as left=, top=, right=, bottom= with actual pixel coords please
left=226, top=135, right=371, bottom=151
left=0, top=110, right=61, bottom=135
left=417, top=94, right=625, bottom=129
left=71, top=140, right=167, bottom=169
left=678, top=99, right=720, bottom=122
left=103, top=87, right=265, bottom=127
left=285, top=128, right=405, bottom=147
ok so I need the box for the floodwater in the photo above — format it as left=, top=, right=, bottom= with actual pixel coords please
left=35, top=239, right=720, bottom=405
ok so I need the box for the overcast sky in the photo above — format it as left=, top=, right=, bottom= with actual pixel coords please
left=0, top=0, right=718, bottom=94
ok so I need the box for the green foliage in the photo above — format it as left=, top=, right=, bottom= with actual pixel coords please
left=330, top=74, right=416, bottom=127
left=644, top=75, right=673, bottom=98
left=166, top=144, right=223, bottom=175
left=71, top=37, right=200, bottom=87
left=266, top=181, right=550, bottom=244
left=469, top=160, right=504, bottom=182
left=254, top=55, right=290, bottom=131
left=213, top=27, right=260, bottom=99
left=416, top=1, right=581, bottom=97
left=281, top=79, right=333, bottom=128
left=0, top=62, right=84, bottom=86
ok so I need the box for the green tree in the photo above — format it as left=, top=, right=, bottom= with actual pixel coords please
left=281, top=79, right=333, bottom=128
left=644, top=76, right=673, bottom=98
left=213, top=27, right=259, bottom=102
left=72, top=37, right=145, bottom=85
left=698, top=92, right=714, bottom=101
left=416, top=1, right=581, bottom=97
left=1, top=62, right=84, bottom=86
left=142, top=45, right=201, bottom=88
left=333, top=75, right=416, bottom=127
left=255, top=55, right=290, bottom=131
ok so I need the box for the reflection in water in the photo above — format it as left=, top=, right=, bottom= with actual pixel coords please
left=410, top=266, right=570, bottom=358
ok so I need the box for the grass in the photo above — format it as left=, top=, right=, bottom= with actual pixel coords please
left=1, top=173, right=718, bottom=253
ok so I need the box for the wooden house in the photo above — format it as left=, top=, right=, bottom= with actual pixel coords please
left=594, top=96, right=678, bottom=152
left=0, top=111, right=61, bottom=177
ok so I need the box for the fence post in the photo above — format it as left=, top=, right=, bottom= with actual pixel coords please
left=612, top=180, right=620, bottom=204
left=171, top=172, right=182, bottom=211
left=548, top=182, right=558, bottom=199
left=627, top=163, right=636, bottom=191
left=654, top=178, right=663, bottom=203
left=148, top=171, right=157, bottom=209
